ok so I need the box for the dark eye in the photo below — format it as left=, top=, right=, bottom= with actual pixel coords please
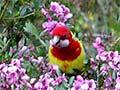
left=63, top=34, right=67, bottom=38
left=61, top=35, right=67, bottom=40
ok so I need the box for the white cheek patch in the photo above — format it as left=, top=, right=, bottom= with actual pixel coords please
left=59, top=39, right=70, bottom=48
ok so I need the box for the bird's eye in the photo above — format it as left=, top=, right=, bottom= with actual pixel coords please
left=61, top=34, right=67, bottom=40
left=63, top=34, right=67, bottom=38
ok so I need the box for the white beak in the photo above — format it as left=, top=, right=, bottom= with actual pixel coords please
left=50, top=36, right=70, bottom=48
left=50, top=36, right=60, bottom=46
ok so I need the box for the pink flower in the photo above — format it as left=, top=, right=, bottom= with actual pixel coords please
left=115, top=77, right=120, bottom=90
left=72, top=75, right=84, bottom=89
left=34, top=73, right=54, bottom=90
left=93, top=37, right=120, bottom=71
left=64, top=13, right=73, bottom=21
left=56, top=22, right=65, bottom=27
left=76, top=75, right=84, bottom=82
left=81, top=83, right=89, bottom=90
left=52, top=74, right=67, bottom=86
left=104, top=76, right=113, bottom=88
left=42, top=20, right=58, bottom=32
left=107, top=51, right=118, bottom=60
left=98, top=51, right=108, bottom=61
left=90, top=58, right=97, bottom=70
left=116, top=77, right=120, bottom=83
left=42, top=2, right=72, bottom=34
left=0, top=59, right=31, bottom=89
left=41, top=8, right=48, bottom=15
left=7, top=72, right=18, bottom=84
left=50, top=64, right=59, bottom=74
left=11, top=59, right=21, bottom=67
left=34, top=81, right=43, bottom=89
left=93, top=37, right=105, bottom=52
left=0, top=63, right=6, bottom=70
left=61, top=4, right=72, bottom=21
left=79, top=80, right=96, bottom=90
left=100, top=64, right=109, bottom=75
left=61, top=4, right=70, bottom=14
left=108, top=61, right=115, bottom=69
left=50, top=2, right=63, bottom=13
left=72, top=75, right=96, bottom=90
left=87, top=79, right=96, bottom=90
left=1, top=65, right=8, bottom=74
left=115, top=83, right=120, bottom=90
left=41, top=8, right=52, bottom=21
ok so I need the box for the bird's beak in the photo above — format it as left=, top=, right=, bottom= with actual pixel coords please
left=50, top=36, right=70, bottom=48
left=50, top=36, right=60, bottom=46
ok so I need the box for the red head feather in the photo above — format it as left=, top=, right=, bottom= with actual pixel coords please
left=51, top=26, right=72, bottom=40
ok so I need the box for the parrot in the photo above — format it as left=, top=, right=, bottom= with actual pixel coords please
left=48, top=26, right=85, bottom=74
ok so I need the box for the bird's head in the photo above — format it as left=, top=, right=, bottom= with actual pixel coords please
left=50, top=26, right=72, bottom=48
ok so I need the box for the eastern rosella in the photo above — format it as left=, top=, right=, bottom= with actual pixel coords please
left=48, top=26, right=85, bottom=73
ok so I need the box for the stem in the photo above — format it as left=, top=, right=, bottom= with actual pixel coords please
left=38, top=38, right=48, bottom=50
left=112, top=70, right=117, bottom=88
left=0, top=0, right=9, bottom=20
left=96, top=69, right=99, bottom=88
left=39, top=30, right=47, bottom=37
left=96, top=62, right=100, bottom=89
left=3, top=12, right=34, bottom=20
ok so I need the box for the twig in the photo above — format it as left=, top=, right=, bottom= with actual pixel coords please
left=0, top=0, right=9, bottom=20
left=3, top=12, right=35, bottom=20
left=38, top=38, right=48, bottom=50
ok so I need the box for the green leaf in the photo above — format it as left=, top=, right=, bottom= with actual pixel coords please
left=56, top=69, right=62, bottom=76
left=55, top=83, right=67, bottom=90
left=63, top=81, right=68, bottom=88
left=69, top=76, right=75, bottom=86
left=36, top=47, right=46, bottom=56
left=20, top=6, right=27, bottom=16
left=33, top=0, right=41, bottom=10
left=0, top=55, right=2, bottom=61
left=24, top=22, right=39, bottom=39
left=0, top=39, right=4, bottom=48
left=24, top=22, right=47, bottom=47
left=23, top=60, right=39, bottom=78
left=20, top=5, right=31, bottom=16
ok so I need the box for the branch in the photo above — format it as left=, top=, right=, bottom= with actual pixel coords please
left=3, top=12, right=34, bottom=20
left=0, top=0, right=9, bottom=20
